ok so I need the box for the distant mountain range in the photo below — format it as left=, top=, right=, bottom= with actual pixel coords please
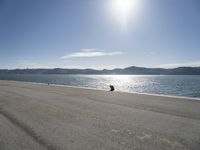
left=1, top=66, right=200, bottom=75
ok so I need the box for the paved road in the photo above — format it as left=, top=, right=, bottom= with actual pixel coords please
left=0, top=80, right=200, bottom=150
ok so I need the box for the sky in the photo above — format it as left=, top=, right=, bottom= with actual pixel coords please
left=0, top=0, right=200, bottom=69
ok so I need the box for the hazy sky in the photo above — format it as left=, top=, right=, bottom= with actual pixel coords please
left=0, top=0, right=200, bottom=69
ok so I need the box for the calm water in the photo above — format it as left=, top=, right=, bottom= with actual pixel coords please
left=0, top=74, right=200, bottom=98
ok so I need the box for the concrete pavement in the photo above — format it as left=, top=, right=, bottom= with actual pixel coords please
left=0, top=80, right=200, bottom=150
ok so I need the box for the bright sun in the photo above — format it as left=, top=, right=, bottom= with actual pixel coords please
left=108, top=0, right=140, bottom=27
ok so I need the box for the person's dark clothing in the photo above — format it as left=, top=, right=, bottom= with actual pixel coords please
left=109, top=85, right=115, bottom=91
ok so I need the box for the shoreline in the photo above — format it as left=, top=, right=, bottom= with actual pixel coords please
left=1, top=79, right=200, bottom=101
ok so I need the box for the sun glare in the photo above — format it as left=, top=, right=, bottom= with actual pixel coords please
left=108, top=0, right=140, bottom=27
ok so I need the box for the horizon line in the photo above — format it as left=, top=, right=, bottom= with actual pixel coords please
left=1, top=65, right=200, bottom=70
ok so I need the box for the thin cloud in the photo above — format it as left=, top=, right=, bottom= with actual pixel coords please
left=157, top=61, right=200, bottom=68
left=61, top=49, right=123, bottom=59
left=143, top=51, right=156, bottom=56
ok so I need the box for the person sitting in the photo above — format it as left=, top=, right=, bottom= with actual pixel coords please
left=109, top=85, right=115, bottom=91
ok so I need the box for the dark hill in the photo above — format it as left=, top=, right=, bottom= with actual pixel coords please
left=0, top=66, right=200, bottom=75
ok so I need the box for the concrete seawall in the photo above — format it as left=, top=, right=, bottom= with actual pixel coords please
left=0, top=80, right=200, bottom=150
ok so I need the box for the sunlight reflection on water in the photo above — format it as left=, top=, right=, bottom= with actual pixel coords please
left=0, top=74, right=200, bottom=98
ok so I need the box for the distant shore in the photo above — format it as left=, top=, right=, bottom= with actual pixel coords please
left=0, top=80, right=200, bottom=149
left=1, top=66, right=200, bottom=75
